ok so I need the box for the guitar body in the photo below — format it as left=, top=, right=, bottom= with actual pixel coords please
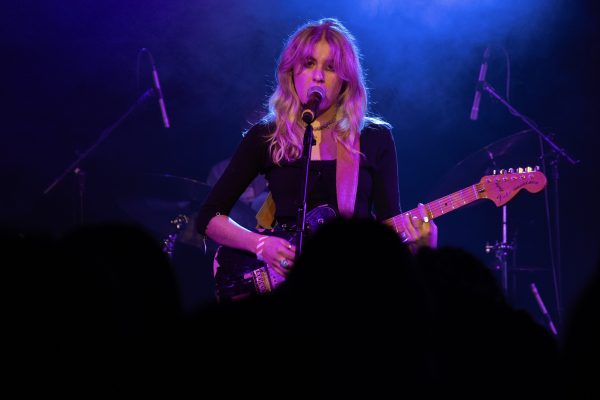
left=214, top=205, right=337, bottom=302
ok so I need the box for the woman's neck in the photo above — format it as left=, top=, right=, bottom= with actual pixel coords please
left=315, top=105, right=337, bottom=125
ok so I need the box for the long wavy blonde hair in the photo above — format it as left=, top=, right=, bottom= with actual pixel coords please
left=264, top=18, right=373, bottom=164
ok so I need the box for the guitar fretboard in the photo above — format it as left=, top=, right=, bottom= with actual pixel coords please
left=384, top=183, right=485, bottom=233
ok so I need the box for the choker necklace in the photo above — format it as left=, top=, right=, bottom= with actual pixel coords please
left=312, top=119, right=337, bottom=131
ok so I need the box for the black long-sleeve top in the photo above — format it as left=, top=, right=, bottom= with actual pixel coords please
left=196, top=120, right=401, bottom=235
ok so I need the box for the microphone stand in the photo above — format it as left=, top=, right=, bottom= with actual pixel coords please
left=43, top=88, right=157, bottom=224
left=480, top=80, right=579, bottom=327
left=295, top=123, right=316, bottom=259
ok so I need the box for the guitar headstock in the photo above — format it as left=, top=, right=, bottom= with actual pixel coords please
left=479, top=166, right=547, bottom=207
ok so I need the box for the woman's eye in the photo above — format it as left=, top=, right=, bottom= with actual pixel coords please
left=304, top=60, right=315, bottom=68
left=326, top=64, right=335, bottom=72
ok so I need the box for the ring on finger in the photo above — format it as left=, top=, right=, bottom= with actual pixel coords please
left=400, top=231, right=409, bottom=243
left=280, top=258, right=289, bottom=269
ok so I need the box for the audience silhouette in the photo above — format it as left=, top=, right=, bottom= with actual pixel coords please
left=5, top=218, right=596, bottom=398
left=4, top=223, right=183, bottom=390
left=560, top=253, right=600, bottom=398
left=415, top=246, right=559, bottom=398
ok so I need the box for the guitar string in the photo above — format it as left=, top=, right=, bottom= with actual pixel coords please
left=385, top=174, right=542, bottom=229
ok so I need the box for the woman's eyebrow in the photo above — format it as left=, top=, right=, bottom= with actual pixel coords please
left=304, top=55, right=334, bottom=63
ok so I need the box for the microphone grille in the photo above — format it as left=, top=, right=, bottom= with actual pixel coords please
left=308, top=86, right=325, bottom=99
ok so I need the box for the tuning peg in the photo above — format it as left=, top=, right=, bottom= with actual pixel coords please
left=517, top=167, right=524, bottom=173
left=492, top=169, right=497, bottom=175
left=535, top=165, right=540, bottom=171
left=526, top=166, right=533, bottom=172
left=508, top=168, right=514, bottom=173
left=499, top=169, right=506, bottom=175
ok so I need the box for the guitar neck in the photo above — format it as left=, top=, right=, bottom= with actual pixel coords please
left=384, top=182, right=484, bottom=230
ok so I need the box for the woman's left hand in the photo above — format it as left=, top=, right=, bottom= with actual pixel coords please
left=400, top=203, right=438, bottom=251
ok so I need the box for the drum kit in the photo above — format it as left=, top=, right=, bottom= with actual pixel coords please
left=115, top=172, right=258, bottom=255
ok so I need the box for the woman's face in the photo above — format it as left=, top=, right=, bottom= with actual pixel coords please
left=293, top=39, right=344, bottom=114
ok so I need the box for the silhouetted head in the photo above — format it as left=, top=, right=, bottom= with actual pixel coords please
left=55, top=223, right=181, bottom=339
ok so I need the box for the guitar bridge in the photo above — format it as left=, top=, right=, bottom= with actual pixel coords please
left=247, top=268, right=273, bottom=295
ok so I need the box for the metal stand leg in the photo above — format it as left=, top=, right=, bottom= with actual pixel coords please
left=485, top=205, right=514, bottom=301
left=530, top=282, right=558, bottom=336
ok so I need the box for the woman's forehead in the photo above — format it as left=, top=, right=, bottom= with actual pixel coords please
left=300, top=35, right=342, bottom=62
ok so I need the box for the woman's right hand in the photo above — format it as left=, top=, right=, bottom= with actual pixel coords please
left=256, top=235, right=296, bottom=276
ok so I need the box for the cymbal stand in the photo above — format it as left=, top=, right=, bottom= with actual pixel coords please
left=485, top=204, right=514, bottom=299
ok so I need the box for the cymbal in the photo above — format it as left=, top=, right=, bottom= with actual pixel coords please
left=428, top=129, right=540, bottom=201
left=115, top=173, right=258, bottom=242
left=122, top=173, right=211, bottom=202
left=115, top=173, right=212, bottom=236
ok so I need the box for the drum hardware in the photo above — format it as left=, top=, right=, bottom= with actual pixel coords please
left=162, top=214, right=190, bottom=258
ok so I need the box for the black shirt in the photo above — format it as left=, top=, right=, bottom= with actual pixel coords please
left=196, top=120, right=401, bottom=234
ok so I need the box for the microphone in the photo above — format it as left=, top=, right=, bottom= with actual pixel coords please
left=151, top=62, right=170, bottom=128
left=470, top=47, right=490, bottom=121
left=301, top=86, right=325, bottom=124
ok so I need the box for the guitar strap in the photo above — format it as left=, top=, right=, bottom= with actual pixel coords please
left=335, top=131, right=360, bottom=218
left=255, top=129, right=360, bottom=228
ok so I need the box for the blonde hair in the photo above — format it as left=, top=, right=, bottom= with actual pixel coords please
left=264, top=18, right=377, bottom=164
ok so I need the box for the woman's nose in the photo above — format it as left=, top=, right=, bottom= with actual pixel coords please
left=312, top=67, right=324, bottom=82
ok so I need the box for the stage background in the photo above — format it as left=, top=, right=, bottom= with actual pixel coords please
left=2, top=0, right=598, bottom=324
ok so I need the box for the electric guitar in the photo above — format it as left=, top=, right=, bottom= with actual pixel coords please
left=213, top=168, right=547, bottom=302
